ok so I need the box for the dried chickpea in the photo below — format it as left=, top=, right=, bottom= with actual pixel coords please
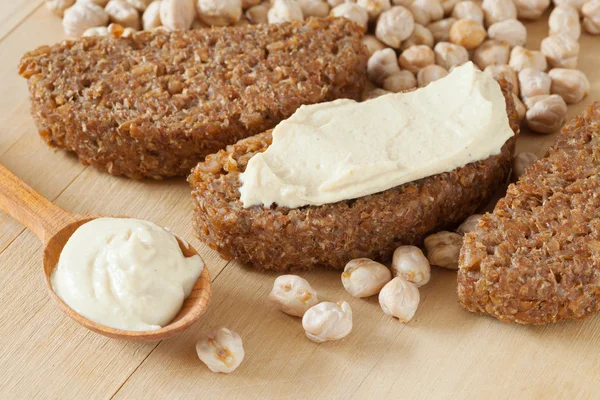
left=368, top=48, right=402, bottom=85
left=330, top=2, right=369, bottom=31
left=484, top=64, right=520, bottom=95
left=105, top=0, right=141, bottom=29
left=80, top=0, right=110, bottom=6
left=391, top=246, right=431, bottom=287
left=512, top=152, right=538, bottom=180
left=487, top=19, right=527, bottom=47
left=582, top=0, right=600, bottom=35
left=410, top=0, right=445, bottom=25
left=126, top=0, right=154, bottom=11
left=376, top=6, right=416, bottom=48
left=363, top=88, right=393, bottom=100
left=392, top=0, right=414, bottom=4
left=160, top=0, right=196, bottom=30
left=417, top=64, right=449, bottom=86
left=399, top=45, right=436, bottom=72
left=268, top=0, right=304, bottom=24
left=548, top=68, right=590, bottom=104
left=424, top=231, right=463, bottom=270
left=525, top=94, right=568, bottom=134
left=482, top=0, right=517, bottom=27
left=541, top=34, right=580, bottom=69
left=457, top=214, right=483, bottom=235
left=363, top=35, right=387, bottom=56
left=451, top=1, right=484, bottom=25
left=357, top=0, right=392, bottom=20
left=246, top=2, right=269, bottom=24
left=383, top=71, right=418, bottom=92
left=379, top=277, right=420, bottom=322
left=269, top=275, right=319, bottom=317
left=63, top=1, right=109, bottom=37
left=46, top=0, right=75, bottom=17
left=553, top=0, right=586, bottom=11
left=549, top=6, right=581, bottom=39
left=440, top=0, right=461, bottom=15
left=513, top=0, right=550, bottom=19
left=518, top=68, right=552, bottom=99
left=196, top=0, right=242, bottom=26
left=83, top=26, right=109, bottom=36
left=342, top=259, right=392, bottom=298
left=428, top=17, right=456, bottom=42
left=433, top=41, right=469, bottom=70
left=513, top=93, right=527, bottom=120
left=298, top=0, right=330, bottom=17
left=449, top=19, right=487, bottom=49
left=509, top=46, right=547, bottom=72
left=328, top=0, right=345, bottom=6
left=472, top=40, right=510, bottom=70
left=302, top=301, right=353, bottom=343
left=142, top=1, right=162, bottom=30
left=196, top=327, right=244, bottom=374
left=401, top=24, right=435, bottom=49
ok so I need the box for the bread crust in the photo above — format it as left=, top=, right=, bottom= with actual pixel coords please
left=189, top=84, right=518, bottom=271
left=18, top=18, right=368, bottom=179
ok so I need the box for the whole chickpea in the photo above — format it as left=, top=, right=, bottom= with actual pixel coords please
left=410, top=0, right=445, bottom=25
left=482, top=0, right=517, bottom=27
left=83, top=26, right=109, bottom=36
left=417, top=64, right=449, bottom=86
left=246, top=2, right=269, bottom=24
left=457, top=214, right=483, bottom=235
left=525, top=94, right=568, bottom=134
left=487, top=19, right=527, bottom=47
left=46, top=0, right=75, bottom=17
left=509, top=46, right=548, bottom=72
left=160, top=0, right=196, bottom=30
left=379, top=277, right=421, bottom=322
left=376, top=6, right=416, bottom=47
left=196, top=0, right=242, bottom=26
left=548, top=68, right=590, bottom=104
left=541, top=34, right=580, bottom=69
left=512, top=151, right=538, bottom=180
left=582, top=0, right=600, bottom=35
left=391, top=246, right=431, bottom=287
left=433, top=41, right=469, bottom=70
left=341, top=258, right=392, bottom=298
left=513, top=93, right=527, bottom=120
left=401, top=24, right=435, bottom=49
left=357, top=0, right=392, bottom=20
left=298, top=0, right=331, bottom=17
left=518, top=68, right=552, bottom=99
left=383, top=71, right=418, bottom=91
left=105, top=0, right=141, bottom=30
left=302, top=301, right=353, bottom=343
left=440, top=0, right=461, bottom=15
left=513, top=0, right=550, bottom=19
left=196, top=327, right=245, bottom=374
left=363, top=35, right=387, bottom=56
left=392, top=0, right=414, bottom=4
left=368, top=48, right=402, bottom=85
left=269, top=0, right=304, bottom=24
left=328, top=0, right=345, bottom=5
left=62, top=1, right=109, bottom=37
left=553, top=0, right=586, bottom=11
left=484, top=64, right=520, bottom=95
left=428, top=18, right=456, bottom=42
left=472, top=40, right=510, bottom=70
left=269, top=275, right=319, bottom=317
left=451, top=1, right=484, bottom=24
left=449, top=19, right=487, bottom=49
left=142, top=1, right=162, bottom=30
left=424, top=231, right=463, bottom=270
left=399, top=45, right=436, bottom=72
left=330, top=2, right=369, bottom=30
left=549, top=6, right=581, bottom=39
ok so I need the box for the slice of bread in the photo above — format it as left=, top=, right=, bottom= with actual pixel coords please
left=459, top=103, right=600, bottom=324
left=18, top=18, right=367, bottom=179
left=189, top=83, right=518, bottom=271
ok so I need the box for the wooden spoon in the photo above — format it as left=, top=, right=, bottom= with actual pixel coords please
left=0, top=164, right=211, bottom=342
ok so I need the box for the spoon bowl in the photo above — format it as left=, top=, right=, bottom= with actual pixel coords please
left=0, top=164, right=211, bottom=342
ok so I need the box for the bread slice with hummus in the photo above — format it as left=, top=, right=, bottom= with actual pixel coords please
left=189, top=64, right=519, bottom=271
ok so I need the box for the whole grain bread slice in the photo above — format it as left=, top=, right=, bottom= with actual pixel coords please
left=458, top=103, right=600, bottom=324
left=18, top=18, right=368, bottom=179
left=188, top=83, right=518, bottom=271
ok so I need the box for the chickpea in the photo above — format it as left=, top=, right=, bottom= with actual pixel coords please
left=424, top=231, right=463, bottom=270
left=457, top=214, right=483, bottom=235
left=379, top=277, right=421, bottom=322
left=401, top=24, right=435, bottom=49
left=513, top=93, right=527, bottom=121
left=298, top=0, right=331, bottom=17
left=196, top=327, right=244, bottom=374
left=509, top=46, right=547, bottom=72
left=383, top=70, right=418, bottom=91
left=512, top=152, right=538, bottom=180
left=449, top=19, right=487, bottom=49
left=342, top=258, right=392, bottom=298
left=142, top=1, right=162, bottom=30
left=302, top=301, right=353, bottom=343
left=62, top=1, right=109, bottom=37
left=472, top=40, right=510, bottom=70
left=440, top=0, right=461, bottom=15
left=80, top=0, right=110, bottom=6
left=83, top=26, right=109, bottom=37
left=196, top=0, right=242, bottom=26
left=548, top=68, right=590, bottom=104
left=368, top=48, right=402, bottom=85
left=525, top=94, right=568, bottom=134
left=541, top=34, right=580, bottom=69
left=417, top=64, right=449, bottom=86
left=268, top=0, right=304, bottom=25
left=362, top=35, right=387, bottom=56
left=126, top=0, right=154, bottom=11
left=363, top=88, right=393, bottom=100
left=410, top=0, right=445, bottom=25
left=357, top=0, right=392, bottom=20
left=105, top=0, right=141, bottom=30
left=399, top=45, right=436, bottom=72
left=392, top=0, right=414, bottom=4
left=582, top=0, right=600, bottom=35
left=482, top=0, right=517, bottom=27
left=246, top=2, right=269, bottom=24
left=433, top=41, right=469, bottom=70
left=487, top=19, right=527, bottom=48
left=512, top=0, right=550, bottom=19
left=46, top=0, right=75, bottom=17
left=451, top=1, right=484, bottom=25
left=160, top=0, right=196, bottom=30
left=376, top=6, right=416, bottom=48
left=391, top=246, right=431, bottom=287
left=518, top=68, right=552, bottom=99
left=428, top=17, right=456, bottom=42
left=269, top=275, right=319, bottom=317
left=328, top=0, right=345, bottom=6
left=553, top=0, right=586, bottom=11
left=331, top=2, right=369, bottom=31
left=484, top=64, right=519, bottom=95
left=548, top=6, right=581, bottom=40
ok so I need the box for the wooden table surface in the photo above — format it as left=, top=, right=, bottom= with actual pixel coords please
left=1, top=2, right=599, bottom=399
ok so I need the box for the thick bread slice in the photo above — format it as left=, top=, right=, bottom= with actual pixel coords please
left=458, top=103, right=600, bottom=324
left=18, top=18, right=367, bottom=179
left=189, top=83, right=518, bottom=271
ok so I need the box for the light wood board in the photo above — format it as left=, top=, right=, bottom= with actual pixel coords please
left=0, top=3, right=599, bottom=399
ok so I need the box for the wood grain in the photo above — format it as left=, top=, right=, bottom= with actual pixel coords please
left=0, top=3, right=599, bottom=400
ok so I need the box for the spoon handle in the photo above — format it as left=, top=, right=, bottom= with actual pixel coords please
left=0, top=164, right=73, bottom=242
